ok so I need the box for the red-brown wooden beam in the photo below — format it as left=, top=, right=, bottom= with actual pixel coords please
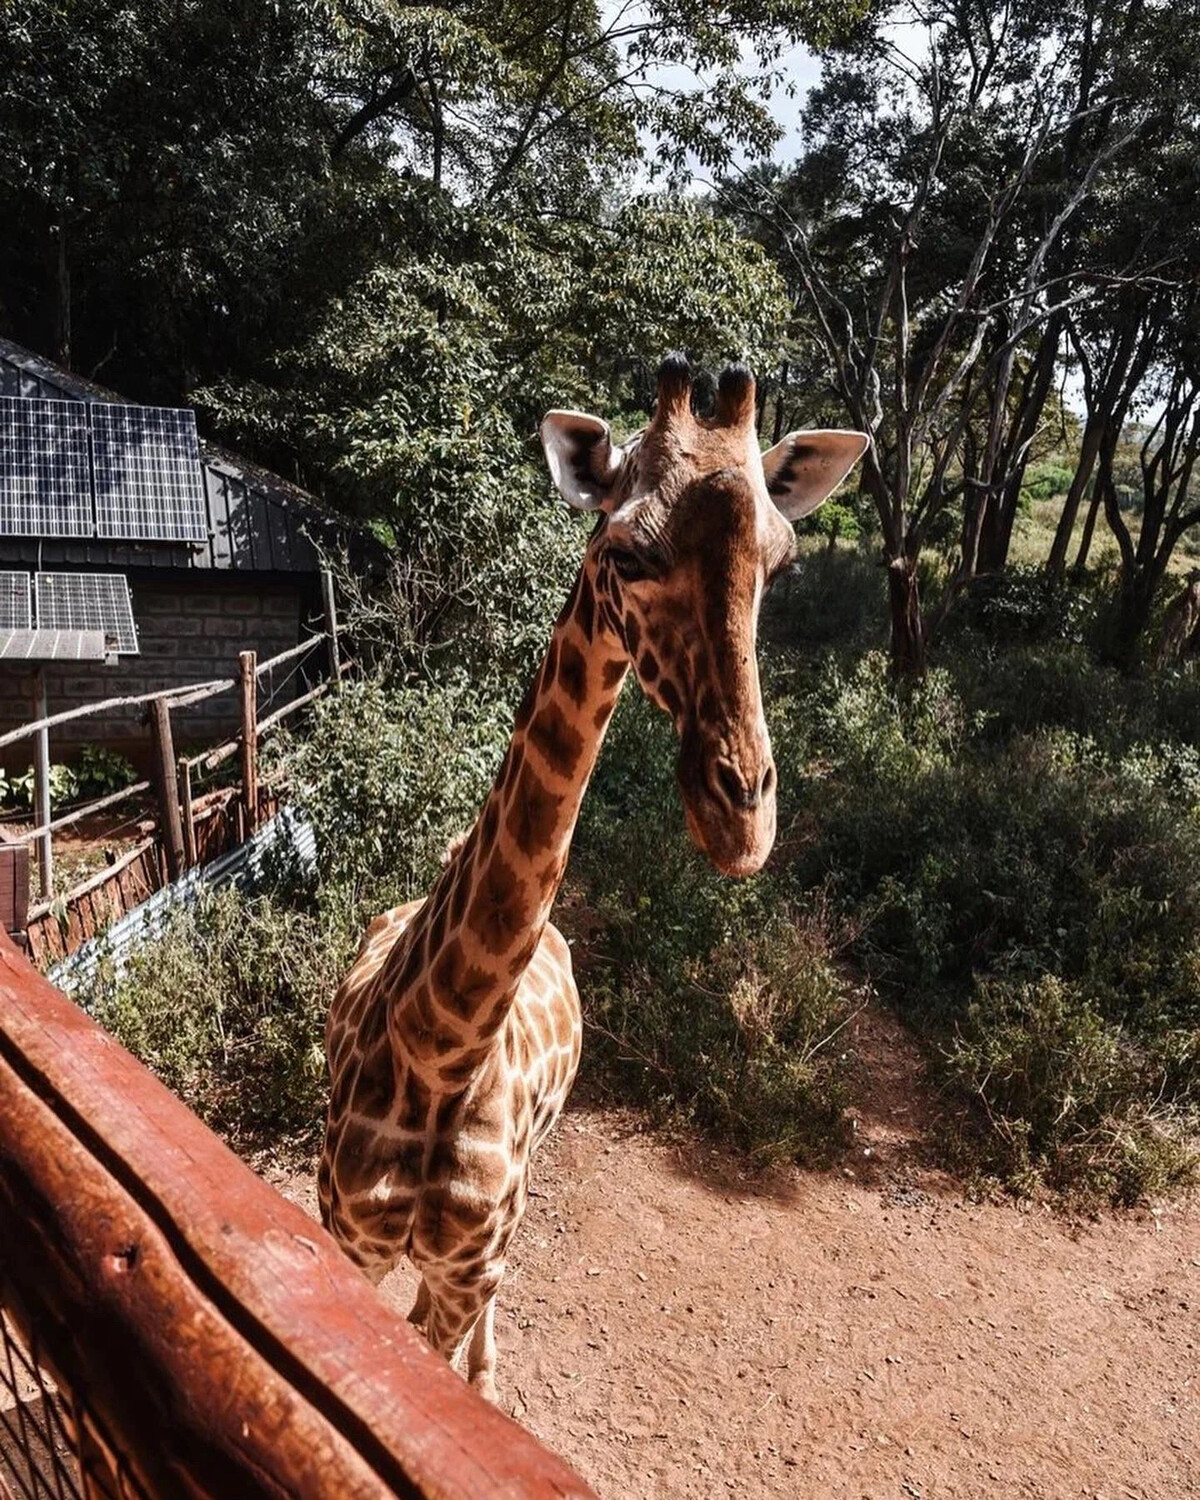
left=0, top=933, right=597, bottom=1500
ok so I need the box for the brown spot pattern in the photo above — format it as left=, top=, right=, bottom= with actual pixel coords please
left=468, top=850, right=533, bottom=955
left=431, top=938, right=497, bottom=1021
left=505, top=760, right=563, bottom=854
left=528, top=699, right=584, bottom=778
left=557, top=639, right=588, bottom=705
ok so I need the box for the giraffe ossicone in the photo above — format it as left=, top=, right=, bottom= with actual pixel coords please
left=318, top=354, right=868, bottom=1401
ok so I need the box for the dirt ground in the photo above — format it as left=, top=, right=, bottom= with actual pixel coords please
left=274, top=1008, right=1199, bottom=1499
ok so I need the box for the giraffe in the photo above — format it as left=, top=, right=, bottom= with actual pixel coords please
left=318, top=354, right=868, bottom=1401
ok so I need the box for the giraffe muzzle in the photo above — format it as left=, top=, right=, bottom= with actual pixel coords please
left=678, top=737, right=778, bottom=877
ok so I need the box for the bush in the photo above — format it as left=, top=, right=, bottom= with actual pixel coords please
left=77, top=885, right=355, bottom=1155
left=1021, top=461, right=1075, bottom=505
left=75, top=745, right=137, bottom=798
left=780, top=647, right=1200, bottom=1202
left=763, top=543, right=885, bottom=652
left=566, top=691, right=859, bottom=1164
left=943, top=976, right=1196, bottom=1205
left=277, top=673, right=511, bottom=907
left=950, top=565, right=1102, bottom=645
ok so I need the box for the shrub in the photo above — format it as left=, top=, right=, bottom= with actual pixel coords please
left=943, top=975, right=1197, bottom=1205
left=75, top=745, right=137, bottom=798
left=763, top=543, right=885, bottom=652
left=780, top=647, right=1200, bottom=1202
left=76, top=885, right=355, bottom=1155
left=277, top=673, right=511, bottom=905
left=566, top=691, right=859, bottom=1164
left=950, top=565, right=1102, bottom=645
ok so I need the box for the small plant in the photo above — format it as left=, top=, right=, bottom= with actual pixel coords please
left=942, top=975, right=1197, bottom=1206
left=75, top=744, right=137, bottom=798
left=0, top=763, right=76, bottom=810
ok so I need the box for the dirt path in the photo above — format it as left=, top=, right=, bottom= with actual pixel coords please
left=274, top=1011, right=1198, bottom=1499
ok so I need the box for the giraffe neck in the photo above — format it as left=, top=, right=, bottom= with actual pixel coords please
left=382, top=556, right=627, bottom=1079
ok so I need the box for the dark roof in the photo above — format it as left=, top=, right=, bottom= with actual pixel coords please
left=0, top=339, right=380, bottom=576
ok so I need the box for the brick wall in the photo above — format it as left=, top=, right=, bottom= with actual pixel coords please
left=0, top=577, right=315, bottom=771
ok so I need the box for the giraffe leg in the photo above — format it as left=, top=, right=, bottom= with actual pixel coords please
left=423, top=1270, right=504, bottom=1388
left=466, top=1294, right=498, bottom=1403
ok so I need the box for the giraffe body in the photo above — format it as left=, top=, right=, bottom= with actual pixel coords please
left=319, top=355, right=868, bottom=1400
left=320, top=902, right=580, bottom=1398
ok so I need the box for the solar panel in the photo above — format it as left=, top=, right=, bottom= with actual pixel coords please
left=34, top=573, right=139, bottom=654
left=0, top=397, right=92, bottom=536
left=0, top=628, right=108, bottom=662
left=0, top=572, right=32, bottom=629
left=92, top=402, right=207, bottom=540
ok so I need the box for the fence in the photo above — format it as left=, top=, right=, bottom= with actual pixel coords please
left=0, top=616, right=342, bottom=968
left=0, top=930, right=596, bottom=1499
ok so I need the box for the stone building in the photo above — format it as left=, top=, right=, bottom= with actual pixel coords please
left=0, top=338, right=376, bottom=766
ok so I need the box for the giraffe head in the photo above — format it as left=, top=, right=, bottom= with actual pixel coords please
left=541, top=353, right=868, bottom=877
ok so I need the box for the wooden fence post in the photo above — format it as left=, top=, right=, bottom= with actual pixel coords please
left=149, top=699, right=185, bottom=882
left=178, top=759, right=197, bottom=870
left=30, top=668, right=52, bottom=898
left=319, top=566, right=340, bottom=684
left=239, top=651, right=258, bottom=836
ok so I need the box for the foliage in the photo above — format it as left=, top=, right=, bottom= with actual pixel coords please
left=942, top=976, right=1196, bottom=1205
left=279, top=673, right=511, bottom=909
left=74, top=745, right=137, bottom=798
left=776, top=628, right=1200, bottom=1203
left=76, top=885, right=353, bottom=1154
left=567, top=690, right=857, bottom=1165
left=0, top=746, right=135, bottom=810
left=1, top=762, right=76, bottom=809
left=948, top=565, right=1104, bottom=647
left=719, top=0, right=1200, bottom=671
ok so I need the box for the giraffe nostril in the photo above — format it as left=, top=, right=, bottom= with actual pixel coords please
left=713, top=759, right=768, bottom=811
left=713, top=760, right=746, bottom=809
left=760, top=763, right=775, bottom=799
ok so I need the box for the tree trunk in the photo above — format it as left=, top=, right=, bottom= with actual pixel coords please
left=771, top=359, right=789, bottom=444
left=1048, top=415, right=1104, bottom=577
left=1072, top=485, right=1103, bottom=571
left=1108, top=570, right=1158, bottom=668
left=887, top=554, right=926, bottom=677
left=978, top=323, right=1063, bottom=573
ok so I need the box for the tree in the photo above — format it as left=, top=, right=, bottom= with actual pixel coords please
left=1096, top=293, right=1200, bottom=663
left=197, top=190, right=788, bottom=667
left=0, top=0, right=347, bottom=393
left=720, top=0, right=1192, bottom=675
left=0, top=0, right=854, bottom=402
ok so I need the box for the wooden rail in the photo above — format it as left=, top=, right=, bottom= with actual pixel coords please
left=3, top=624, right=334, bottom=906
left=0, top=932, right=595, bottom=1498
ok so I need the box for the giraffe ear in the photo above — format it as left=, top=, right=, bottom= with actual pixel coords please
left=540, top=410, right=624, bottom=511
left=762, top=430, right=869, bottom=521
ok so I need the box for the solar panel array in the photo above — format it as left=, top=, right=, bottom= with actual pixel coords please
left=0, top=398, right=92, bottom=536
left=0, top=628, right=107, bottom=662
left=35, top=573, right=138, bottom=654
left=92, top=403, right=207, bottom=541
left=0, top=571, right=32, bottom=629
left=0, top=396, right=207, bottom=540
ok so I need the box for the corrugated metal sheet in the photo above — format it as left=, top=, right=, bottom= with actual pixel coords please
left=47, top=805, right=317, bottom=995
left=0, top=338, right=381, bottom=577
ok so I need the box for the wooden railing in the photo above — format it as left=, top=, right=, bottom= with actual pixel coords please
left=0, top=628, right=343, bottom=966
left=0, top=931, right=597, bottom=1499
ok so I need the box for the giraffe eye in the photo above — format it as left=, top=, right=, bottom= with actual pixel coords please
left=610, top=548, right=652, bottom=583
